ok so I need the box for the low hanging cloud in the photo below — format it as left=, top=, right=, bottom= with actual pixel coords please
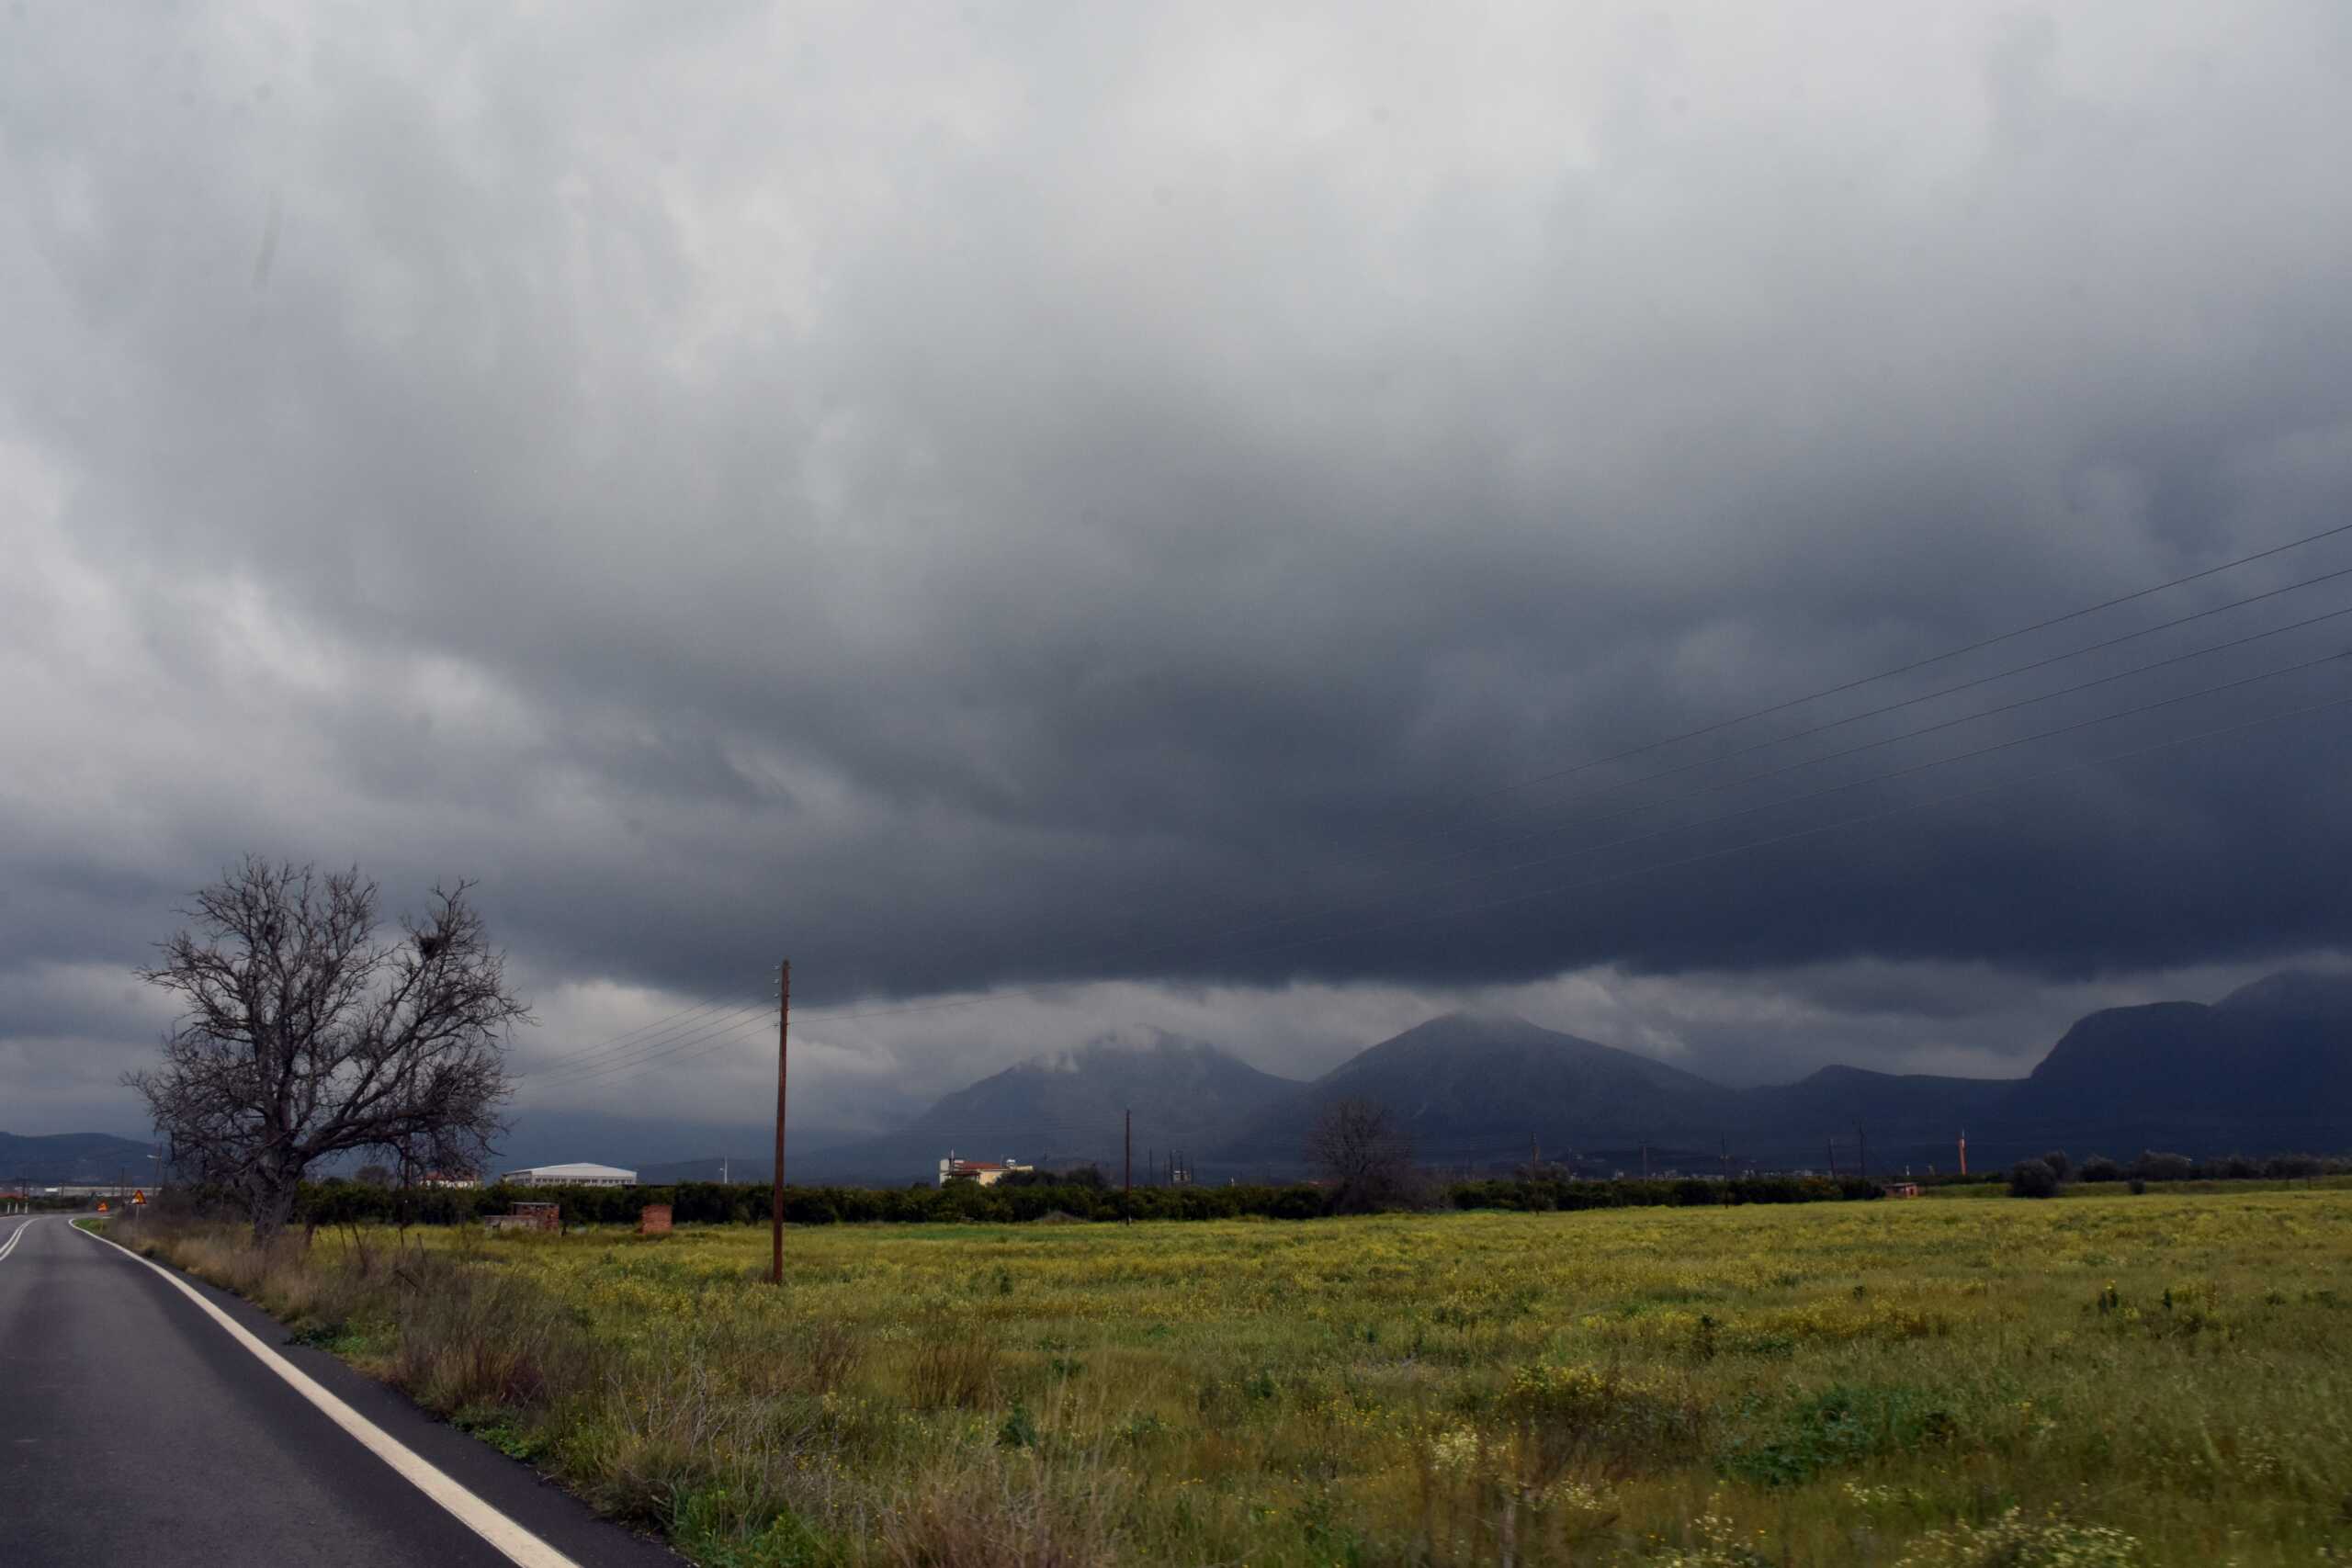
left=6, top=4, right=2352, bottom=1133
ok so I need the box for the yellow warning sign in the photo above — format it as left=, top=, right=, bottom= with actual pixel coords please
left=131, top=1190, right=148, bottom=1205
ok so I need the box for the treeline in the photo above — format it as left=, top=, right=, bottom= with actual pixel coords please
left=1449, top=1173, right=1884, bottom=1211
left=291, top=1179, right=1329, bottom=1227
left=176, top=1150, right=2352, bottom=1232
left=2007, top=1147, right=2348, bottom=1196
left=268, top=1169, right=1890, bottom=1229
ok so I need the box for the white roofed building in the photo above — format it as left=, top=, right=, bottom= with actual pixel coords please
left=939, top=1155, right=1033, bottom=1187
left=501, top=1163, right=637, bottom=1188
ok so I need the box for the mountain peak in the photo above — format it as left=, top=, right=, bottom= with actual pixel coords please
left=1012, top=1028, right=1231, bottom=1075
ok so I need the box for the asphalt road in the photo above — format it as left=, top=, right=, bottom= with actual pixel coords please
left=0, top=1214, right=677, bottom=1567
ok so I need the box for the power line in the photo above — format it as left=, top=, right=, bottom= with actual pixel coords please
left=795, top=642, right=2352, bottom=1023
left=526, top=1005, right=780, bottom=1089
left=1228, top=675, right=2352, bottom=965
left=808, top=639, right=2352, bottom=1029
left=1419, top=517, right=2352, bottom=816
left=514, top=990, right=776, bottom=1077
left=537, top=525, right=2352, bottom=1066
left=1365, top=608, right=2352, bottom=899
left=514, top=991, right=771, bottom=1081
left=796, top=576, right=2352, bottom=1031
left=1421, top=565, right=2352, bottom=863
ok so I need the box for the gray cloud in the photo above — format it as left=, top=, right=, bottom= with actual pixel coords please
left=7, top=4, right=2352, bottom=1132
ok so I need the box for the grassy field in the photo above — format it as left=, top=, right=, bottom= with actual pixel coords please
left=121, top=1190, right=2352, bottom=1566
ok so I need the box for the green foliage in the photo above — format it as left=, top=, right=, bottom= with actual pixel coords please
left=996, top=1401, right=1039, bottom=1449
left=2010, top=1159, right=2061, bottom=1199
left=1721, top=1383, right=1958, bottom=1486
left=673, top=1490, right=850, bottom=1568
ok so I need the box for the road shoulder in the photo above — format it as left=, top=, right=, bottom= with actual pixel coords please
left=75, top=1221, right=680, bottom=1568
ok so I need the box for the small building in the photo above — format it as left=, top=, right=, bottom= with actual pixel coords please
left=501, top=1162, right=637, bottom=1188
left=939, top=1154, right=1032, bottom=1187
left=1881, top=1182, right=1923, bottom=1199
left=420, top=1170, right=481, bottom=1190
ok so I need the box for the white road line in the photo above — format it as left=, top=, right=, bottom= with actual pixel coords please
left=0, top=1217, right=34, bottom=1262
left=74, top=1221, right=582, bottom=1568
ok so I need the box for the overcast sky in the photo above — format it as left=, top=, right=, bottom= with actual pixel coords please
left=8, top=3, right=2352, bottom=1139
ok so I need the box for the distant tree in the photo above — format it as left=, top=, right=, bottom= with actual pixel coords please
left=1000, top=1165, right=1106, bottom=1190
left=126, top=857, right=528, bottom=1243
left=354, top=1163, right=394, bottom=1189
left=2040, top=1149, right=2072, bottom=1182
left=2132, top=1150, right=2196, bottom=1183
left=1305, top=1096, right=1417, bottom=1213
left=2078, top=1155, right=2123, bottom=1183
left=2008, top=1158, right=2060, bottom=1199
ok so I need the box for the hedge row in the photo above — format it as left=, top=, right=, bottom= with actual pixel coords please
left=272, top=1169, right=1890, bottom=1229
left=1449, top=1174, right=1883, bottom=1211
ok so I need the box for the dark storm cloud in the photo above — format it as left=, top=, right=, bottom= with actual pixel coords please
left=7, top=4, right=2352, bottom=1126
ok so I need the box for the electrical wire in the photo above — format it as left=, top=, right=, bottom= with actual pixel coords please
left=535, top=523, right=2352, bottom=1069
left=1417, top=516, right=2352, bottom=815
left=796, top=654, right=2352, bottom=1022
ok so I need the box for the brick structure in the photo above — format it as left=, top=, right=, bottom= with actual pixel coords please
left=638, top=1203, right=673, bottom=1236
left=483, top=1200, right=561, bottom=1233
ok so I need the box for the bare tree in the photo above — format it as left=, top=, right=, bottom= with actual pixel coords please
left=1305, top=1096, right=1417, bottom=1213
left=127, top=857, right=528, bottom=1242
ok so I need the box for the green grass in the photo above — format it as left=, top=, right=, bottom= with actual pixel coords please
left=125, top=1191, right=2352, bottom=1565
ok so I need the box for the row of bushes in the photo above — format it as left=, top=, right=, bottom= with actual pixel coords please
left=273, top=1168, right=1891, bottom=1230
left=2009, top=1148, right=2348, bottom=1197
left=1449, top=1174, right=1883, bottom=1211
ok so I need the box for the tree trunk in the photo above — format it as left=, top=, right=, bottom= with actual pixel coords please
left=250, top=1172, right=300, bottom=1246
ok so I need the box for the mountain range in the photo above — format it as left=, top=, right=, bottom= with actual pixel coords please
left=786, top=969, right=2352, bottom=1183
left=30, top=971, right=2349, bottom=1187
left=0, top=1130, right=158, bottom=1186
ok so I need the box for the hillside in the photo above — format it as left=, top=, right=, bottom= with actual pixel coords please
left=1207, top=976, right=2352, bottom=1177
left=0, top=1130, right=156, bottom=1185
left=1218, top=1010, right=1741, bottom=1168
left=793, top=1031, right=1304, bottom=1184
left=1997, top=974, right=2352, bottom=1157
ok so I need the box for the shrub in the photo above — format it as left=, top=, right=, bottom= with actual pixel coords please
left=906, top=1321, right=1001, bottom=1409
left=1893, top=1507, right=2143, bottom=1566
left=2008, top=1158, right=2060, bottom=1199
left=2131, top=1150, right=2196, bottom=1182
left=2078, top=1155, right=2122, bottom=1182
left=2039, top=1149, right=2072, bottom=1182
left=1720, top=1382, right=1957, bottom=1487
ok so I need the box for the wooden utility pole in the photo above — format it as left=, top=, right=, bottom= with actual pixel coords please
left=1123, top=1109, right=1132, bottom=1222
left=770, top=959, right=790, bottom=1286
